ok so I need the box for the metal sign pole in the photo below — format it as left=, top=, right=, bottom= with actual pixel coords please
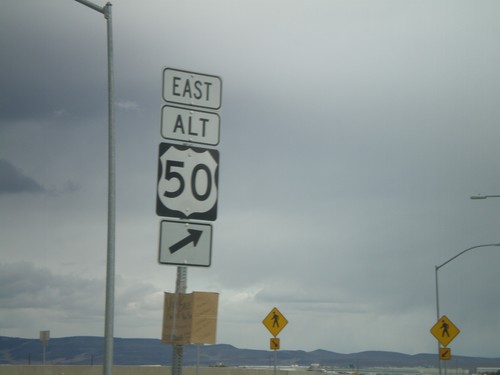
left=103, top=6, right=116, bottom=375
left=172, top=266, right=187, bottom=375
left=196, top=344, right=201, bottom=375
left=39, top=331, right=50, bottom=366
left=42, top=342, right=46, bottom=366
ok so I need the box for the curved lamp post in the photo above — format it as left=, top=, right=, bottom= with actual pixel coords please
left=435, top=243, right=500, bottom=375
left=435, top=243, right=500, bottom=320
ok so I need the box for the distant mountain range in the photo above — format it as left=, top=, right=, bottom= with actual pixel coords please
left=1, top=336, right=500, bottom=371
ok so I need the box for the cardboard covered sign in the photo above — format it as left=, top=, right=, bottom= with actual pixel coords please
left=162, top=291, right=219, bottom=345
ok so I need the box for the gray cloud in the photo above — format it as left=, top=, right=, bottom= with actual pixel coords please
left=1, top=0, right=500, bottom=358
left=0, top=159, right=46, bottom=194
left=0, top=261, right=105, bottom=320
left=0, top=262, right=164, bottom=337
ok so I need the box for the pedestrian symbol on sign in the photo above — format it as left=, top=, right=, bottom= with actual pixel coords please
left=440, top=319, right=449, bottom=337
left=272, top=311, right=280, bottom=327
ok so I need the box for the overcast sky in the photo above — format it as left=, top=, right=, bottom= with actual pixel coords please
left=2, top=0, right=500, bottom=360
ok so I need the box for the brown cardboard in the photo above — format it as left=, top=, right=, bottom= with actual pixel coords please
left=162, top=291, right=218, bottom=345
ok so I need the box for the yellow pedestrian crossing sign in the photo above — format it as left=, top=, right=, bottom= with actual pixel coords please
left=263, top=307, right=288, bottom=337
left=431, top=315, right=460, bottom=347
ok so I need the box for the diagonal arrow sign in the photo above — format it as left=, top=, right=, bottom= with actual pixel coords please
left=169, top=229, right=203, bottom=254
left=159, top=220, right=212, bottom=267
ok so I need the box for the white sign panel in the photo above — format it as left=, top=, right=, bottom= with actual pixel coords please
left=161, top=105, right=220, bottom=146
left=162, top=68, right=222, bottom=110
left=157, top=143, right=219, bottom=221
left=159, top=220, right=212, bottom=267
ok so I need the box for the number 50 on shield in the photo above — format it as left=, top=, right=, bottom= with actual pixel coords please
left=156, top=142, right=219, bottom=222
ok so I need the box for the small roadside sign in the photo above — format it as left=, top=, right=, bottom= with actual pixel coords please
left=161, top=105, right=220, bottom=146
left=270, top=338, right=280, bottom=350
left=430, top=315, right=460, bottom=347
left=439, top=347, right=451, bottom=361
left=158, top=220, right=212, bottom=267
left=162, top=68, right=222, bottom=110
left=263, top=307, right=288, bottom=337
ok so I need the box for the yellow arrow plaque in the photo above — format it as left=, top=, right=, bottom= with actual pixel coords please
left=270, top=337, right=280, bottom=350
left=439, top=347, right=451, bottom=360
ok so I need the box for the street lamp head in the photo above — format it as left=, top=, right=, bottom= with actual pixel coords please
left=470, top=194, right=500, bottom=199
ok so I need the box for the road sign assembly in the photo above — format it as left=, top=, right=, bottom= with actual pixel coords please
left=158, top=68, right=222, bottom=375
left=157, top=68, right=222, bottom=265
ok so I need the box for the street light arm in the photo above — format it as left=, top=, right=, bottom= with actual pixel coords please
left=74, top=0, right=106, bottom=14
left=470, top=194, right=500, bottom=199
left=436, top=243, right=500, bottom=270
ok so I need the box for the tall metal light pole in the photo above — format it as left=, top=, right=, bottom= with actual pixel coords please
left=72, top=2, right=115, bottom=375
left=434, top=243, right=500, bottom=375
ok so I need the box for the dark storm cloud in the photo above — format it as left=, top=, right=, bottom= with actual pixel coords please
left=0, top=261, right=102, bottom=311
left=0, top=0, right=109, bottom=123
left=0, top=261, right=163, bottom=337
left=0, top=261, right=143, bottom=311
left=2, top=0, right=500, bottom=357
left=0, top=158, right=46, bottom=194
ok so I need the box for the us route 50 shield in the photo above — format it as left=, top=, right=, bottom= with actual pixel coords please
left=156, top=143, right=219, bottom=221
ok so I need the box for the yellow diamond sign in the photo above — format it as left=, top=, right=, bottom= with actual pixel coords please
left=431, top=315, right=460, bottom=347
left=263, top=307, right=288, bottom=337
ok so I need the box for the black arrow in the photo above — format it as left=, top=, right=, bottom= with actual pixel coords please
left=169, top=229, right=203, bottom=254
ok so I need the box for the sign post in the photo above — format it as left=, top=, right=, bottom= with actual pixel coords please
left=158, top=68, right=222, bottom=375
left=431, top=315, right=460, bottom=365
left=39, top=330, right=50, bottom=365
left=263, top=308, right=288, bottom=375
